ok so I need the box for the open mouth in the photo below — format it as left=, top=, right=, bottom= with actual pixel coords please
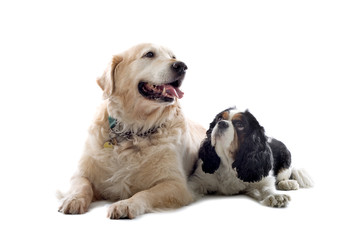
left=138, top=80, right=184, bottom=102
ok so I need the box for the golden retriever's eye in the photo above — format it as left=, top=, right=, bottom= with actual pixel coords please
left=143, top=51, right=155, bottom=58
left=172, top=56, right=176, bottom=59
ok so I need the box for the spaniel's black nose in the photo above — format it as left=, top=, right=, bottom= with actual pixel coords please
left=218, top=121, right=229, bottom=129
left=172, top=61, right=188, bottom=74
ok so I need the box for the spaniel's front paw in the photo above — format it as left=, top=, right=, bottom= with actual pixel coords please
left=262, top=194, right=291, bottom=208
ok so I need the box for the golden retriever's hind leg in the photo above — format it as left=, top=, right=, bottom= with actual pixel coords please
left=58, top=176, right=94, bottom=214
left=107, top=180, right=193, bottom=219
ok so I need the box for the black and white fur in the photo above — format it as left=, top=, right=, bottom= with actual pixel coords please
left=189, top=108, right=313, bottom=207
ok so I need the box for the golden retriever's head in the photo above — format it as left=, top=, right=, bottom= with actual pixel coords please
left=97, top=43, right=187, bottom=129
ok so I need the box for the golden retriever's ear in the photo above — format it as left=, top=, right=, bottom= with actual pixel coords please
left=96, top=55, right=123, bottom=98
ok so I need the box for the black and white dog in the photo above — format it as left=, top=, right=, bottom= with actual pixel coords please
left=189, top=108, right=313, bottom=207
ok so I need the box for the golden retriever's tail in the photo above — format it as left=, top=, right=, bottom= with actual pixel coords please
left=291, top=168, right=314, bottom=188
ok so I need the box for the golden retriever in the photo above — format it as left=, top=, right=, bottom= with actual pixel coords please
left=58, top=43, right=205, bottom=219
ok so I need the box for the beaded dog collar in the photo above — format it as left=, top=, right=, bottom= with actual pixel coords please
left=104, top=116, right=158, bottom=148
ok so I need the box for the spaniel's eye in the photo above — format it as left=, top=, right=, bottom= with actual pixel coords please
left=234, top=121, right=244, bottom=129
left=143, top=51, right=155, bottom=58
left=217, top=116, right=223, bottom=122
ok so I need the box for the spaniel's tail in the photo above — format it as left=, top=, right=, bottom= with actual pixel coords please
left=291, top=168, right=314, bottom=188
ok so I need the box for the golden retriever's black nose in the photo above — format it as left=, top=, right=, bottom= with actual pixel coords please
left=172, top=61, right=187, bottom=74
left=218, top=121, right=229, bottom=129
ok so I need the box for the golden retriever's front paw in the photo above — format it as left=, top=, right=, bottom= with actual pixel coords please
left=107, top=199, right=146, bottom=219
left=58, top=196, right=89, bottom=214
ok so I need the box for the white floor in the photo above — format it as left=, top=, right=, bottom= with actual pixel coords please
left=14, top=185, right=354, bottom=240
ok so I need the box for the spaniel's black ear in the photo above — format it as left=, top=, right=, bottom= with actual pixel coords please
left=199, top=139, right=221, bottom=174
left=232, top=128, right=272, bottom=182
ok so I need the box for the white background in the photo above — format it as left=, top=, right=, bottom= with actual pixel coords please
left=1, top=0, right=359, bottom=239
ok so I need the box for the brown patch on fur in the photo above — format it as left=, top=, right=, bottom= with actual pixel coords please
left=229, top=128, right=239, bottom=159
left=229, top=113, right=244, bottom=159
left=222, top=111, right=229, bottom=120
left=232, top=112, right=242, bottom=121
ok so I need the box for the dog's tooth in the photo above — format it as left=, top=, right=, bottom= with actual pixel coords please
left=149, top=84, right=157, bottom=92
left=162, top=87, right=166, bottom=95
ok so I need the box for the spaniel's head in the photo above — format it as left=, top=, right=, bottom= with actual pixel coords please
left=199, top=108, right=272, bottom=182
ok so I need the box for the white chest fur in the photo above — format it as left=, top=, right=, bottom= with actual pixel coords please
left=189, top=149, right=248, bottom=196
left=214, top=149, right=247, bottom=195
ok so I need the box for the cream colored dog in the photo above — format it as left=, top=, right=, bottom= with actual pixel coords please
left=58, top=43, right=205, bottom=219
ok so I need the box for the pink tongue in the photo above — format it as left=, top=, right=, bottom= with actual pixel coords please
left=164, top=85, right=184, bottom=99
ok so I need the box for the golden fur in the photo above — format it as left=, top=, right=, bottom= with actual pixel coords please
left=58, top=43, right=205, bottom=219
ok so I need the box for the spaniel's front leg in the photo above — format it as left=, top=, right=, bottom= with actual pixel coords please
left=246, top=176, right=291, bottom=208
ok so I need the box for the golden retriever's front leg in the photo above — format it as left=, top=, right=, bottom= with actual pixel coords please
left=58, top=176, right=94, bottom=214
left=107, top=180, right=192, bottom=219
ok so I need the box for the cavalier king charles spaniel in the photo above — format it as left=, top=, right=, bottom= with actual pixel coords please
left=189, top=107, right=313, bottom=207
